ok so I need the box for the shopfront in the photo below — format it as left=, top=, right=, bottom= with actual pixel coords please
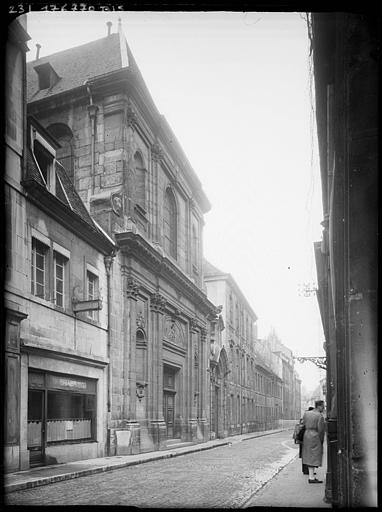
left=28, top=370, right=97, bottom=466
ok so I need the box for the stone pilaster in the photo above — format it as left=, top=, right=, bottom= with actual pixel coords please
left=187, top=318, right=199, bottom=441
left=199, top=326, right=209, bottom=440
left=151, top=143, right=163, bottom=244
left=123, top=275, right=139, bottom=420
left=149, top=291, right=167, bottom=449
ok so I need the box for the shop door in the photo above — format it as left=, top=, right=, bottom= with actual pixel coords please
left=27, top=389, right=45, bottom=466
left=163, top=392, right=175, bottom=438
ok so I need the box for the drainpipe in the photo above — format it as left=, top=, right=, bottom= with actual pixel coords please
left=84, top=80, right=98, bottom=198
left=104, top=252, right=115, bottom=455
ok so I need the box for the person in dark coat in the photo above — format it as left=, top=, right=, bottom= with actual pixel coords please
left=302, top=400, right=325, bottom=483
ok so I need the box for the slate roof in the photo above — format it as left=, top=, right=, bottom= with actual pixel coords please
left=27, top=33, right=126, bottom=103
left=203, top=258, right=226, bottom=277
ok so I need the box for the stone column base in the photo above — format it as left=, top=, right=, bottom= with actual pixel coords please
left=198, top=418, right=210, bottom=442
left=187, top=418, right=198, bottom=442
left=150, top=420, right=167, bottom=450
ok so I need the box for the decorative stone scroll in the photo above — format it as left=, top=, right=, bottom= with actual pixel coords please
left=111, top=191, right=123, bottom=216
left=190, top=317, right=200, bottom=333
left=151, top=142, right=163, bottom=163
left=126, top=276, right=140, bottom=299
left=126, top=105, right=138, bottom=128
left=150, top=292, right=167, bottom=314
left=200, top=327, right=207, bottom=343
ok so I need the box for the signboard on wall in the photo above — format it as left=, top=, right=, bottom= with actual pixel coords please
left=47, top=374, right=96, bottom=394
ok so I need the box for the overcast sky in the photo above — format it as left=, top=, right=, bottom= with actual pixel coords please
left=24, top=11, right=326, bottom=395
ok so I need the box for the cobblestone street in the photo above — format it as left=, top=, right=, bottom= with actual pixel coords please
left=6, top=431, right=298, bottom=507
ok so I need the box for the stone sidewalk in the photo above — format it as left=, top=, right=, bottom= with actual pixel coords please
left=244, top=441, right=331, bottom=508
left=4, top=428, right=285, bottom=494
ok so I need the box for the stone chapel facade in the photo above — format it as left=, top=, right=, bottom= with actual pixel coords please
left=26, top=21, right=218, bottom=455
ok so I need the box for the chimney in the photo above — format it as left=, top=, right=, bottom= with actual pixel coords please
left=106, top=21, right=112, bottom=36
left=35, top=43, right=41, bottom=60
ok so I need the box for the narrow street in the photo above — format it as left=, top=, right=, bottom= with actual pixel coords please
left=6, top=431, right=298, bottom=508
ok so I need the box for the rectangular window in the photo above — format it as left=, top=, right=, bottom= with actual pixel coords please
left=87, top=271, right=98, bottom=320
left=54, top=252, right=66, bottom=308
left=31, top=238, right=48, bottom=299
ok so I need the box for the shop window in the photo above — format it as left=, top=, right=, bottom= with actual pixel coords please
left=47, top=391, right=95, bottom=442
left=31, top=238, right=48, bottom=299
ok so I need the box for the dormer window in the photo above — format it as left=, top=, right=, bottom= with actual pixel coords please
left=34, top=62, right=59, bottom=91
left=33, top=140, right=53, bottom=187
left=30, top=124, right=57, bottom=194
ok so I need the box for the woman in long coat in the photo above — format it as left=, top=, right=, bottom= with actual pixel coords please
left=302, top=400, right=325, bottom=483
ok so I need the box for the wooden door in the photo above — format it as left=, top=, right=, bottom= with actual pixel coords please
left=163, top=392, right=175, bottom=438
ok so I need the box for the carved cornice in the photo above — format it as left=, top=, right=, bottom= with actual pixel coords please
left=190, top=317, right=200, bottom=333
left=115, top=231, right=217, bottom=316
left=126, top=105, right=138, bottom=128
left=126, top=276, right=140, bottom=299
left=150, top=292, right=167, bottom=314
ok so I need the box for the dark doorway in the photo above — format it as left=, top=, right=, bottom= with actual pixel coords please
left=27, top=389, right=45, bottom=466
left=163, top=365, right=178, bottom=438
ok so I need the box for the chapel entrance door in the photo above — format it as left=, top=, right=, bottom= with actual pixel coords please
left=163, top=392, right=175, bottom=438
left=163, top=365, right=177, bottom=438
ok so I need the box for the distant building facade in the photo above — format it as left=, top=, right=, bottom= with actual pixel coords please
left=203, top=260, right=298, bottom=437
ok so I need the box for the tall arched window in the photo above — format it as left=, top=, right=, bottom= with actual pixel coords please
left=47, top=123, right=74, bottom=180
left=134, top=151, right=146, bottom=209
left=163, top=188, right=177, bottom=259
left=192, top=224, right=198, bottom=270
